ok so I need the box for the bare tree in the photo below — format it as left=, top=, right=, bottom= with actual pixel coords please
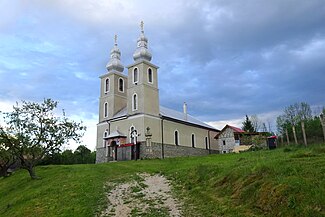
left=284, top=105, right=299, bottom=144
left=320, top=109, right=325, bottom=142
left=250, top=114, right=261, bottom=132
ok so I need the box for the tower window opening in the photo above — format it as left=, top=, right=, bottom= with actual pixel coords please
left=119, top=78, right=124, bottom=92
left=105, top=78, right=110, bottom=93
left=132, top=93, right=138, bottom=111
left=148, top=68, right=153, bottom=83
left=104, top=102, right=108, bottom=118
left=133, top=68, right=138, bottom=84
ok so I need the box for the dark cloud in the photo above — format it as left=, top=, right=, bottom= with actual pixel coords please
left=0, top=0, right=325, bottom=132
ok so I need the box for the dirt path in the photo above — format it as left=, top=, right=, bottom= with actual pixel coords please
left=100, top=173, right=182, bottom=217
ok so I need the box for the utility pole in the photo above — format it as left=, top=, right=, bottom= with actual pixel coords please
left=301, top=121, right=307, bottom=147
left=320, top=113, right=325, bottom=142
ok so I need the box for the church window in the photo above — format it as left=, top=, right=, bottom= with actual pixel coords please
left=130, top=126, right=137, bottom=144
left=148, top=68, right=153, bottom=83
left=118, top=78, right=124, bottom=92
left=191, top=134, right=195, bottom=148
left=223, top=140, right=226, bottom=146
left=104, top=130, right=108, bottom=138
left=174, top=130, right=179, bottom=146
left=132, top=93, right=138, bottom=111
left=205, top=137, right=209, bottom=150
left=105, top=78, right=110, bottom=93
left=103, top=130, right=108, bottom=147
left=133, top=68, right=138, bottom=84
left=104, top=102, right=108, bottom=118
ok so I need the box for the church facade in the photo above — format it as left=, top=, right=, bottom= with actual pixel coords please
left=96, top=24, right=220, bottom=163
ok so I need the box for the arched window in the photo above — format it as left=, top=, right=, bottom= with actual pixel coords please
left=103, top=130, right=108, bottom=147
left=191, top=134, right=195, bottom=148
left=118, top=78, right=124, bottom=92
left=130, top=126, right=137, bottom=144
left=133, top=68, right=138, bottom=84
left=104, top=130, right=108, bottom=138
left=132, top=93, right=138, bottom=111
left=104, top=102, right=108, bottom=118
left=205, top=137, right=209, bottom=150
left=174, top=130, right=179, bottom=146
left=105, top=78, right=110, bottom=93
left=148, top=68, right=153, bottom=83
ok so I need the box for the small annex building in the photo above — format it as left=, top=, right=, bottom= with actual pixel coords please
left=96, top=23, right=220, bottom=163
left=215, top=125, right=268, bottom=153
left=215, top=125, right=246, bottom=153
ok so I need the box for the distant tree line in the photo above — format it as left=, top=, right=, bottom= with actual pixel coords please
left=39, top=145, right=96, bottom=165
left=276, top=102, right=325, bottom=146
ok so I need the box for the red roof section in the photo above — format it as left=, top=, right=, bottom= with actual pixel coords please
left=228, top=125, right=245, bottom=133
left=214, top=125, right=246, bottom=139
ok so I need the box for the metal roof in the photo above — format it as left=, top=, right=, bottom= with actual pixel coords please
left=159, top=106, right=217, bottom=130
left=104, top=130, right=127, bottom=139
left=228, top=125, right=245, bottom=133
left=110, top=106, right=218, bottom=131
left=112, top=107, right=128, bottom=119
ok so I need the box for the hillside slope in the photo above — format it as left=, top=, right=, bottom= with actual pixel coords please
left=1, top=145, right=325, bottom=217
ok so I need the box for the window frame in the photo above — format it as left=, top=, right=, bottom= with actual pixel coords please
left=174, top=130, right=179, bottom=146
left=118, top=77, right=124, bottom=93
left=130, top=125, right=137, bottom=144
left=104, top=102, right=108, bottom=118
left=103, top=130, right=108, bottom=147
left=205, top=137, right=209, bottom=150
left=133, top=67, right=139, bottom=84
left=147, top=67, right=153, bottom=84
left=132, top=93, right=138, bottom=111
left=105, top=78, right=110, bottom=93
left=191, top=133, right=196, bottom=148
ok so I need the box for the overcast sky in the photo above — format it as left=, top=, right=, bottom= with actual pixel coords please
left=1, top=0, right=325, bottom=150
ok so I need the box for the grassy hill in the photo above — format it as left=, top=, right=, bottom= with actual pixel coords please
left=1, top=144, right=325, bottom=217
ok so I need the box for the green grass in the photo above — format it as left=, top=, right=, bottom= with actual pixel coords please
left=1, top=144, right=325, bottom=217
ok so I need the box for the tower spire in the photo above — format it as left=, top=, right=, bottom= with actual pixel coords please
left=133, top=21, right=152, bottom=62
left=106, top=34, right=124, bottom=72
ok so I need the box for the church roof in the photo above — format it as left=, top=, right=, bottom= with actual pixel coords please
left=159, top=106, right=218, bottom=130
left=111, top=106, right=218, bottom=131
left=112, top=107, right=128, bottom=119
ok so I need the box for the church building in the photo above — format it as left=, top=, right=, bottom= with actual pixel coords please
left=96, top=23, right=220, bottom=163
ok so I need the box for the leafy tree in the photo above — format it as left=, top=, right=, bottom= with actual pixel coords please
left=0, top=99, right=86, bottom=179
left=61, top=149, right=75, bottom=165
left=74, top=145, right=93, bottom=164
left=0, top=138, right=17, bottom=177
left=242, top=115, right=254, bottom=132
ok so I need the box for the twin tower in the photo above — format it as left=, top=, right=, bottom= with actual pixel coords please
left=98, top=22, right=160, bottom=124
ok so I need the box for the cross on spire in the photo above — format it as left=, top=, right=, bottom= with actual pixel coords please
left=114, top=34, right=117, bottom=46
left=140, top=21, right=144, bottom=33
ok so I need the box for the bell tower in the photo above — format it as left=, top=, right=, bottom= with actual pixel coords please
left=99, top=35, right=127, bottom=122
left=127, top=21, right=160, bottom=117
